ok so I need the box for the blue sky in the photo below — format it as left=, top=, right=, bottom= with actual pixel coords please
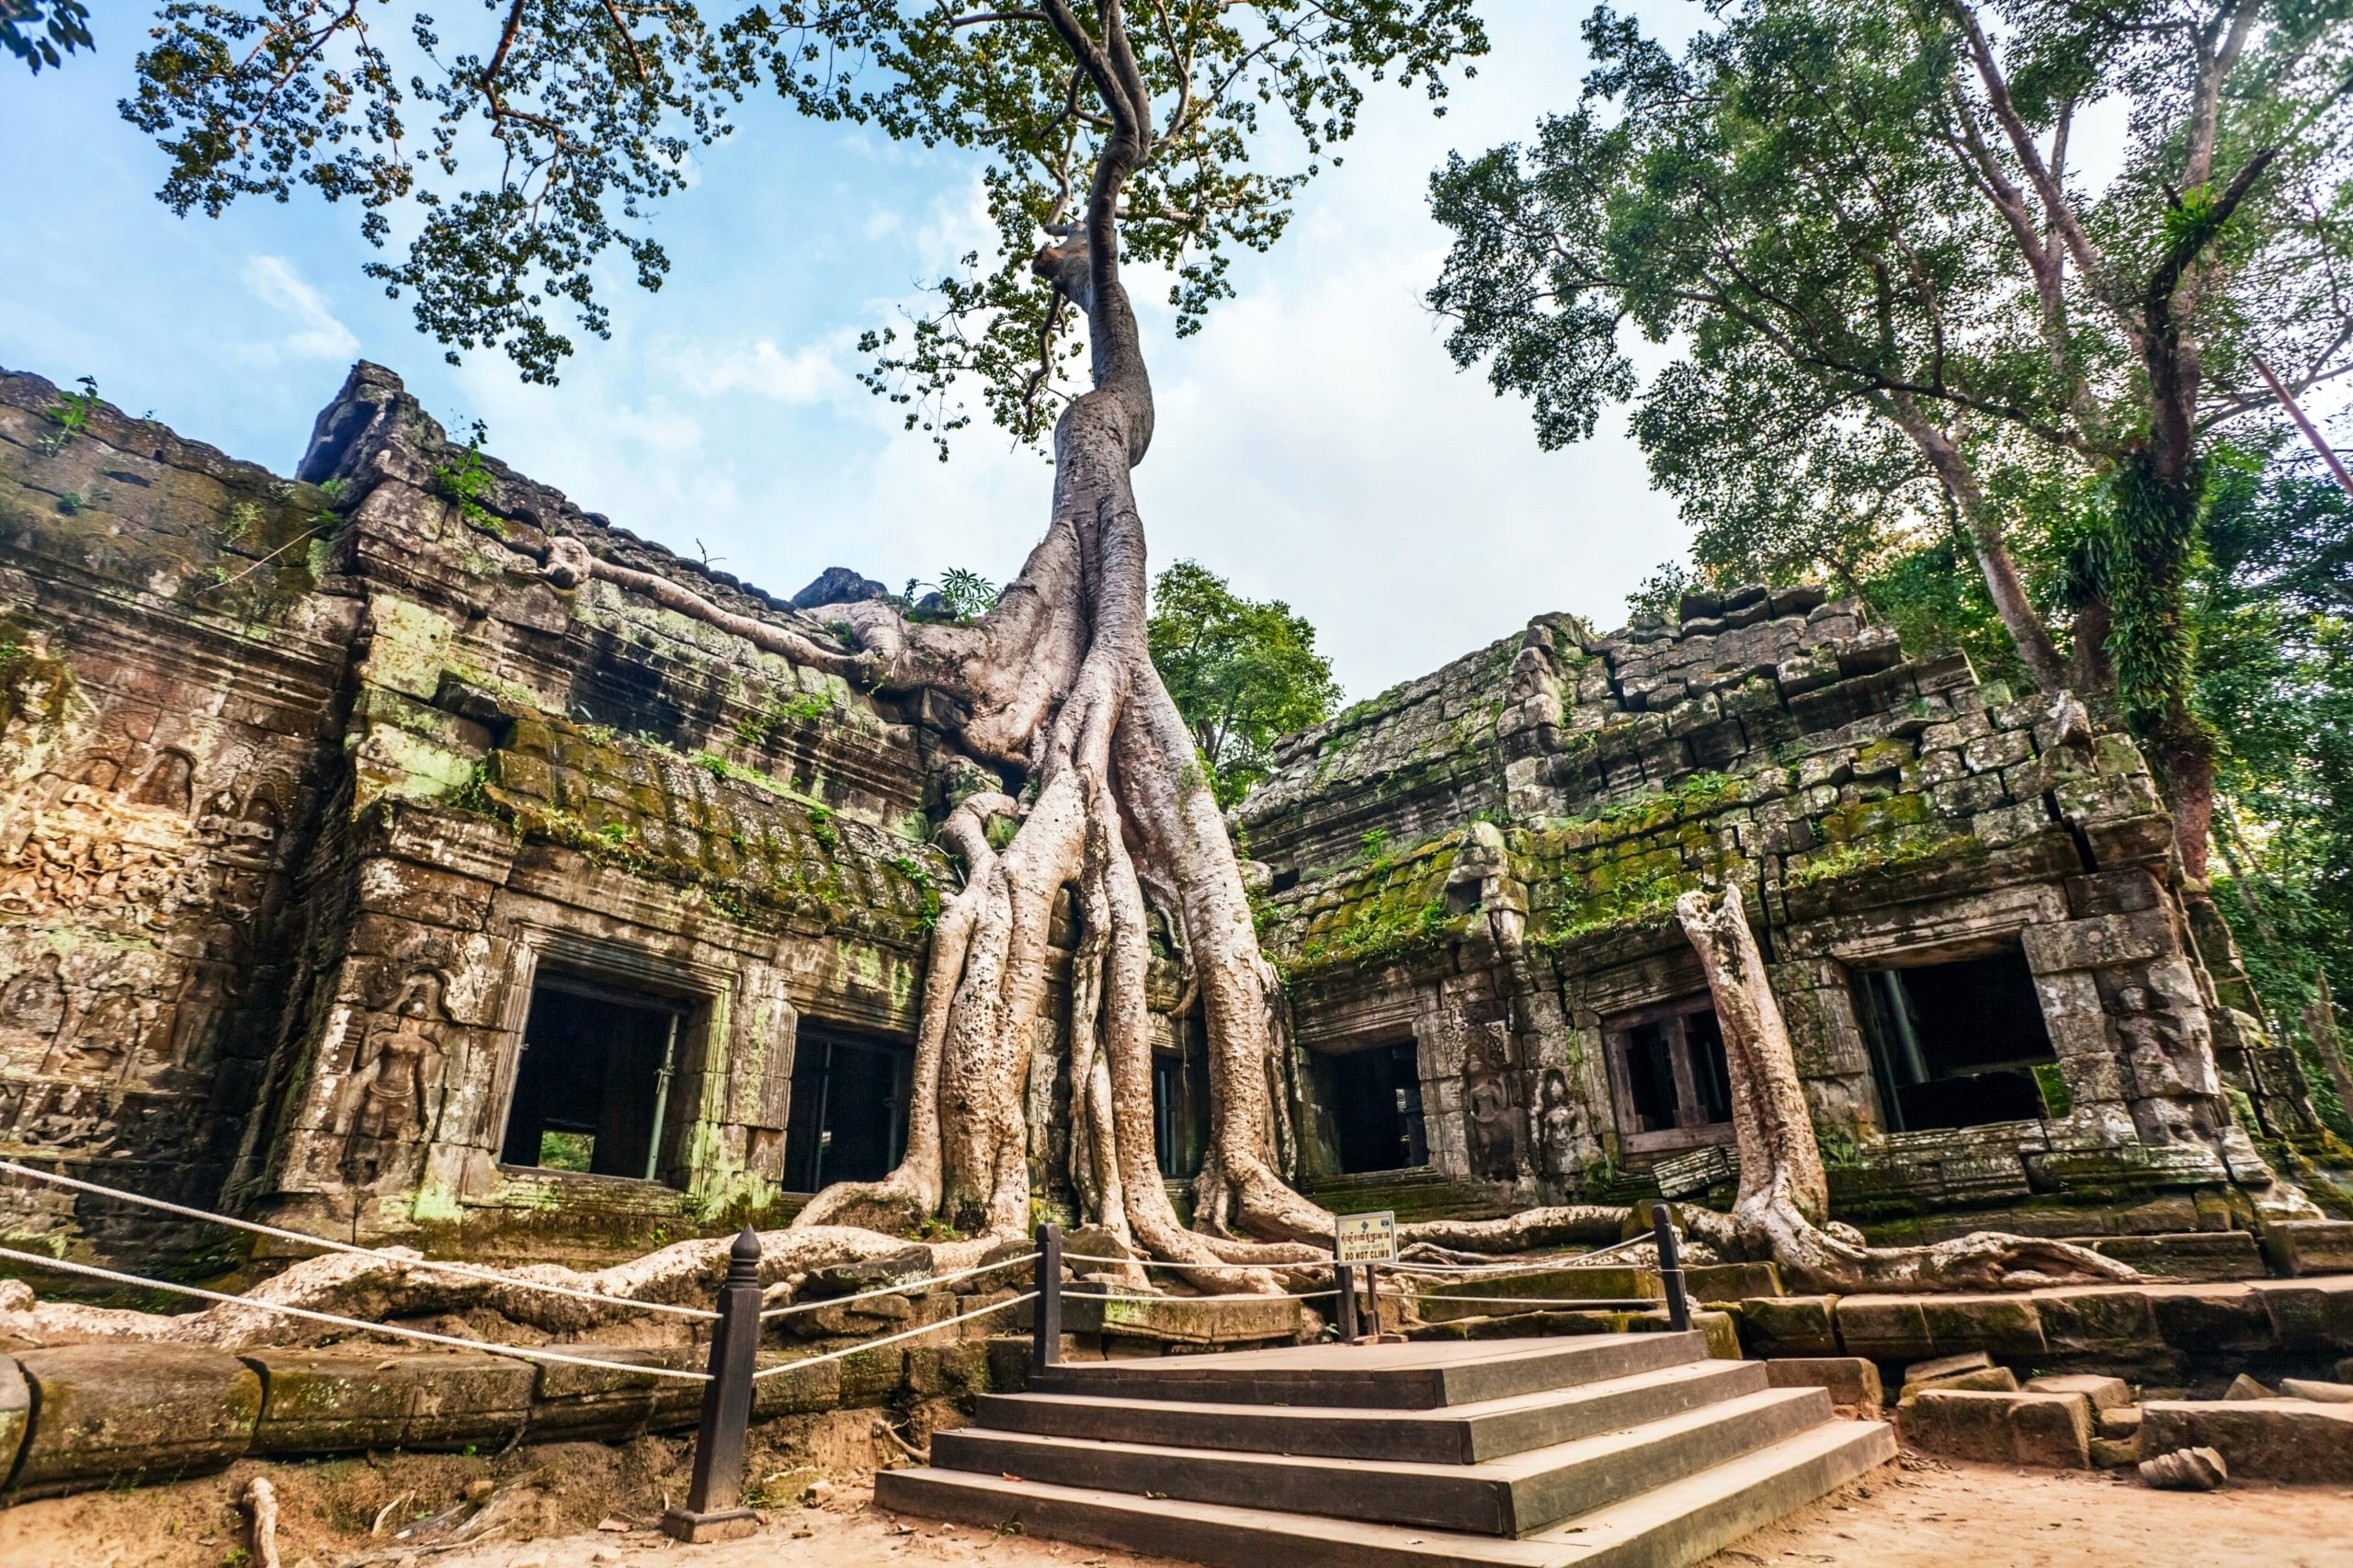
left=12, top=5, right=1686, bottom=696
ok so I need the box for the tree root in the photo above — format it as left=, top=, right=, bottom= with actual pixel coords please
left=0, top=1226, right=992, bottom=1350
left=1674, top=887, right=2137, bottom=1294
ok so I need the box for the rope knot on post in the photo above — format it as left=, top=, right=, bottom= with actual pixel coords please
left=661, top=1224, right=765, bottom=1544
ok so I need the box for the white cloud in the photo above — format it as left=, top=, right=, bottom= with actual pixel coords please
left=694, top=337, right=847, bottom=405
left=236, top=256, right=360, bottom=363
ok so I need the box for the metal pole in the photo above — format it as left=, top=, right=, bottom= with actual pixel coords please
left=1335, top=1263, right=1358, bottom=1343
left=642, top=1011, right=679, bottom=1182
left=1031, top=1221, right=1063, bottom=1374
left=1652, top=1208, right=1691, bottom=1334
left=661, top=1225, right=763, bottom=1544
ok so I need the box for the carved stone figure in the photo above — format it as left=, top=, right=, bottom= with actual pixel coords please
left=1465, top=1071, right=1518, bottom=1178
left=0, top=953, right=66, bottom=1036
left=338, top=972, right=449, bottom=1187
left=1536, top=1068, right=1583, bottom=1176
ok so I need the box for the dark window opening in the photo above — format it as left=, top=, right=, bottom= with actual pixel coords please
left=1854, top=946, right=2057, bottom=1131
left=1152, top=1039, right=1211, bottom=1180
left=782, top=1026, right=915, bottom=1191
left=1325, top=1040, right=1427, bottom=1175
left=1269, top=868, right=1302, bottom=894
left=500, top=975, right=687, bottom=1183
left=1604, top=994, right=1734, bottom=1152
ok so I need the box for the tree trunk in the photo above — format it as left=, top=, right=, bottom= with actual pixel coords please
left=2305, top=971, right=2353, bottom=1134
left=1888, top=400, right=2070, bottom=690
left=776, top=42, right=1323, bottom=1289
left=1674, top=889, right=2136, bottom=1292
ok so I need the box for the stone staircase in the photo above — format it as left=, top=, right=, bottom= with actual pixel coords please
left=876, top=1335, right=1894, bottom=1567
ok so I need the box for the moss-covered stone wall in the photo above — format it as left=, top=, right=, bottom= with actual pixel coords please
left=1243, top=585, right=2338, bottom=1246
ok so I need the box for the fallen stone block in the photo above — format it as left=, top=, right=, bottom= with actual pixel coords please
left=2278, top=1379, right=2353, bottom=1403
left=246, top=1349, right=533, bottom=1453
left=2090, top=1434, right=2142, bottom=1470
left=2140, top=1445, right=2227, bottom=1491
left=1764, top=1357, right=1881, bottom=1410
left=2026, top=1373, right=2132, bottom=1410
left=2097, top=1405, right=2143, bottom=1437
left=11, top=1346, right=261, bottom=1497
left=2141, top=1399, right=2353, bottom=1483
left=2223, top=1373, right=2274, bottom=1401
left=1899, top=1366, right=2018, bottom=1403
left=1903, top=1350, right=1993, bottom=1384
left=1898, top=1389, right=2091, bottom=1469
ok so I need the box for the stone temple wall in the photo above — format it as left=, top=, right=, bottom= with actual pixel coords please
left=1240, top=586, right=2337, bottom=1249
left=0, top=363, right=1037, bottom=1268
left=0, top=359, right=2337, bottom=1277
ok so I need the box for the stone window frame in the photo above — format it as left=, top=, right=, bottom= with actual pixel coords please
left=481, top=929, right=731, bottom=1198
left=1827, top=925, right=2052, bottom=1139
left=1298, top=1026, right=1435, bottom=1182
left=1599, top=993, right=1737, bottom=1155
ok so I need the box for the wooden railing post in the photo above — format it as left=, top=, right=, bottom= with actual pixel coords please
left=1031, top=1221, right=1063, bottom=1374
left=1335, top=1262, right=1358, bottom=1343
left=661, top=1224, right=763, bottom=1544
left=1652, top=1208, right=1691, bottom=1334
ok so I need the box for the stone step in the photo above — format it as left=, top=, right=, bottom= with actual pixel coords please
left=1029, top=1331, right=1710, bottom=1410
left=976, top=1358, right=1770, bottom=1464
left=876, top=1416, right=1895, bottom=1568
left=929, top=1387, right=1834, bottom=1537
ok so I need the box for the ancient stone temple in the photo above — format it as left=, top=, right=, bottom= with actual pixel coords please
left=0, top=362, right=2344, bottom=1277
left=1242, top=591, right=2347, bottom=1273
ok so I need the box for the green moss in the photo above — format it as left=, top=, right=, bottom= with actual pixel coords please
left=1814, top=790, right=1933, bottom=844
left=1781, top=827, right=1981, bottom=889
left=1540, top=865, right=1702, bottom=944
left=2032, top=1062, right=2073, bottom=1119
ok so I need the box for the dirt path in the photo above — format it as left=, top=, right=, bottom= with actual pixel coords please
left=0, top=1446, right=2347, bottom=1568
left=1696, top=1453, right=2353, bottom=1568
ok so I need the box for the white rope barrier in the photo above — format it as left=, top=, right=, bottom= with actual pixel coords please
left=1403, top=1292, right=1663, bottom=1308
left=0, top=1245, right=714, bottom=1381
left=0, top=1160, right=719, bottom=1320
left=752, top=1290, right=1037, bottom=1380
left=1063, top=1288, right=1341, bottom=1303
left=1061, top=1246, right=1674, bottom=1278
left=757, top=1252, right=1038, bottom=1321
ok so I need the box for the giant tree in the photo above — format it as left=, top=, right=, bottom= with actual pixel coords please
left=1427, top=0, right=2353, bottom=878
left=95, top=0, right=1485, bottom=1283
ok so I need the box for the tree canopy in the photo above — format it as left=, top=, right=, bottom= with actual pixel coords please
left=1147, top=560, right=1341, bottom=805
left=104, top=0, right=1483, bottom=445
left=1427, top=0, right=2353, bottom=877
left=1, top=0, right=87, bottom=74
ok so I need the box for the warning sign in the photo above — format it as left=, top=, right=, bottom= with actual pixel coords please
left=1334, top=1210, right=1397, bottom=1265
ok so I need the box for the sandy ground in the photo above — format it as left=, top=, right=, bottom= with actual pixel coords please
left=0, top=1443, right=2347, bottom=1568
left=1695, top=1452, right=2353, bottom=1568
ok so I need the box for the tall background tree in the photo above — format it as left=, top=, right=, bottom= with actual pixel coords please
left=1147, top=561, right=1342, bottom=807
left=92, top=0, right=1486, bottom=1275
left=1426, top=0, right=2353, bottom=881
